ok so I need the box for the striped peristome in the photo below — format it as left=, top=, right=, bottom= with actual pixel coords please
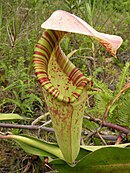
left=33, top=29, right=91, bottom=103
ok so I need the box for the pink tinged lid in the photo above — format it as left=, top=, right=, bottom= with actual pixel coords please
left=41, top=10, right=123, bottom=56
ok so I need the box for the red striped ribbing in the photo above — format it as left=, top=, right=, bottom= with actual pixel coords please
left=35, top=71, right=48, bottom=75
left=35, top=43, right=50, bottom=57
left=44, top=31, right=55, bottom=47
left=41, top=35, right=53, bottom=50
left=72, top=92, right=80, bottom=98
left=69, top=68, right=79, bottom=80
left=34, top=51, right=48, bottom=58
left=72, top=73, right=85, bottom=86
left=39, top=78, right=51, bottom=85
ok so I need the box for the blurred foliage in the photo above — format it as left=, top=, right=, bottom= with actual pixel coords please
left=85, top=62, right=130, bottom=120
left=0, top=0, right=130, bottom=172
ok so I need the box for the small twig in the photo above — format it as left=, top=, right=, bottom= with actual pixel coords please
left=115, top=133, right=123, bottom=145
left=38, top=120, right=52, bottom=136
left=31, top=112, right=50, bottom=125
left=83, top=131, right=117, bottom=141
left=84, top=115, right=102, bottom=125
left=22, top=160, right=32, bottom=173
left=102, top=121, right=130, bottom=134
left=84, top=115, right=130, bottom=135
left=85, top=126, right=102, bottom=143
left=0, top=123, right=54, bottom=132
left=97, top=131, right=107, bottom=145
left=40, top=120, right=52, bottom=127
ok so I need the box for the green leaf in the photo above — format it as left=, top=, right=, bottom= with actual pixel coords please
left=7, top=134, right=64, bottom=160
left=66, top=49, right=78, bottom=59
left=0, top=113, right=24, bottom=121
left=54, top=147, right=130, bottom=173
left=76, top=147, right=91, bottom=160
left=117, top=62, right=130, bottom=91
left=81, top=143, right=130, bottom=152
left=16, top=140, right=56, bottom=158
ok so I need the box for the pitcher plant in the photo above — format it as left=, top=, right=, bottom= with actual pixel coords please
left=33, top=10, right=122, bottom=163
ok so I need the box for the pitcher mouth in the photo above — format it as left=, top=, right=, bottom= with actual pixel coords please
left=33, top=30, right=91, bottom=103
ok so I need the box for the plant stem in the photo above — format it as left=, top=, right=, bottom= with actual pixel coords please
left=102, top=121, right=130, bottom=134
left=84, top=115, right=130, bottom=134
left=0, top=123, right=54, bottom=132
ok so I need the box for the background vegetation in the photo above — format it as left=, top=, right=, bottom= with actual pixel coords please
left=0, top=0, right=130, bottom=172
